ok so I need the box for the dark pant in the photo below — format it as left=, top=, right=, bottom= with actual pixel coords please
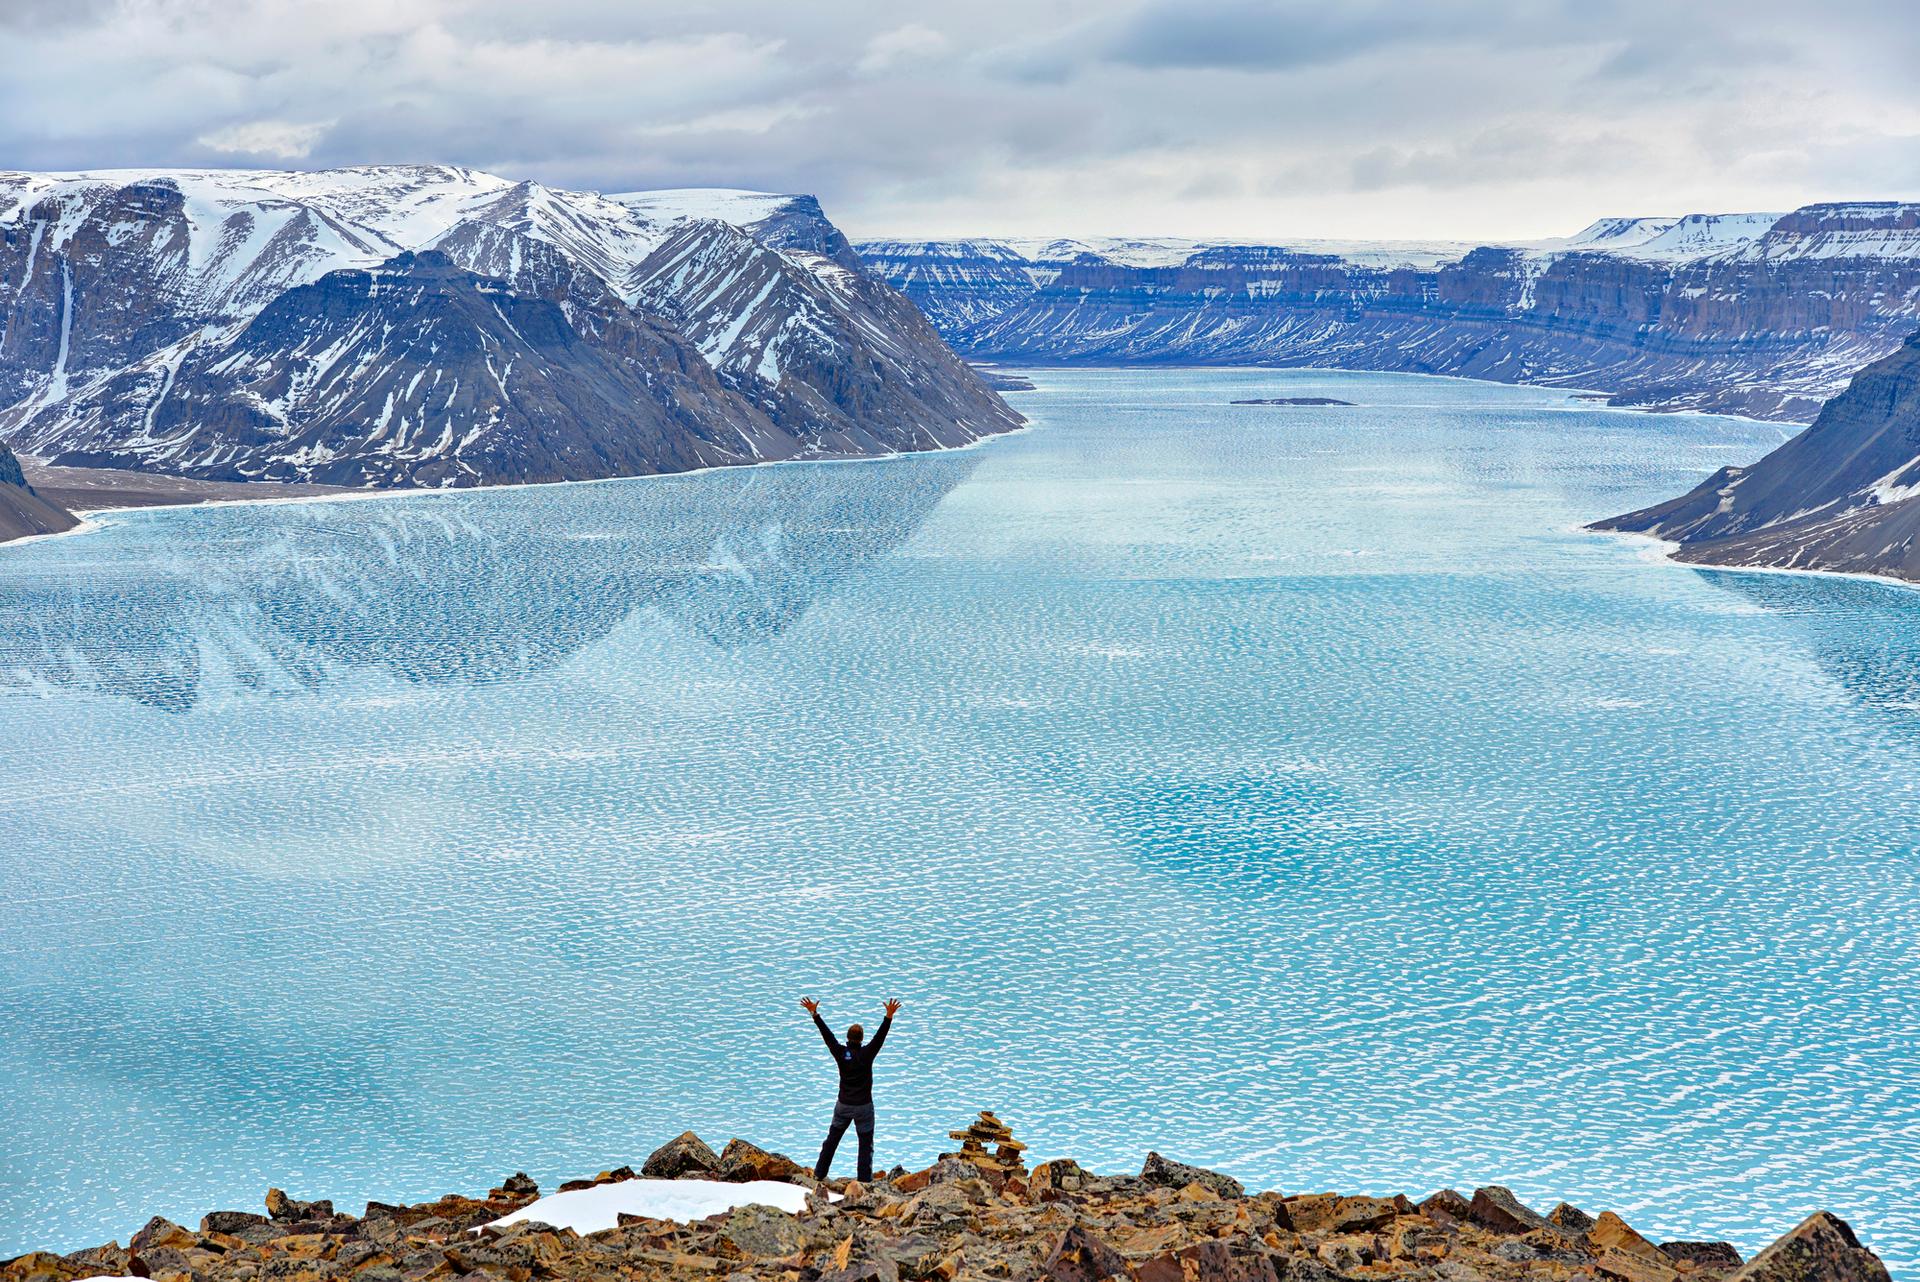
left=814, top=1101, right=875, bottom=1181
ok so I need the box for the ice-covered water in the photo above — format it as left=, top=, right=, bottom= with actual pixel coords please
left=3, top=369, right=1918, bottom=1271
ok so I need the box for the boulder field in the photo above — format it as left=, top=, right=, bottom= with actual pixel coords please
left=1, top=1117, right=1889, bottom=1282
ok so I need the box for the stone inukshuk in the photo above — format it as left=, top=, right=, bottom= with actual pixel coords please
left=943, top=1109, right=1029, bottom=1181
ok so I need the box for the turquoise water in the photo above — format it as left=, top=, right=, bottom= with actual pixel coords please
left=3, top=369, right=1918, bottom=1272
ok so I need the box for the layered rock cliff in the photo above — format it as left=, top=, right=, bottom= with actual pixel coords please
left=0, top=167, right=1022, bottom=489
left=1, top=1118, right=1890, bottom=1282
left=1594, top=331, right=1920, bottom=582
left=858, top=204, right=1920, bottom=422
left=0, top=441, right=76, bottom=542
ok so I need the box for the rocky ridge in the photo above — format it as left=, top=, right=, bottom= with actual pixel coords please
left=2, top=1114, right=1890, bottom=1282
left=0, top=440, right=76, bottom=541
left=1594, top=330, right=1920, bottom=582
left=0, top=166, right=1022, bottom=489
left=857, top=203, right=1920, bottom=422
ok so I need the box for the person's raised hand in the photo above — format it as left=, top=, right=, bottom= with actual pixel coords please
left=883, top=998, right=902, bottom=1018
left=800, top=997, right=820, bottom=1015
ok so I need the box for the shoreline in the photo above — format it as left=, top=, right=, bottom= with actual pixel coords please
left=1589, top=525, right=1920, bottom=595
left=5, top=357, right=1789, bottom=552
left=2, top=417, right=1038, bottom=553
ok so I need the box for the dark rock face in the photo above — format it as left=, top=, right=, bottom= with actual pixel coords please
left=0, top=168, right=1022, bottom=491
left=13, top=251, right=787, bottom=488
left=1595, top=331, right=1920, bottom=582
left=1664, top=1241, right=1747, bottom=1270
left=632, top=221, right=1020, bottom=459
left=859, top=203, right=1920, bottom=423
left=1139, top=1152, right=1246, bottom=1199
left=1729, top=1212, right=1890, bottom=1282
left=1467, top=1185, right=1552, bottom=1236
left=1548, top=1202, right=1597, bottom=1234
left=717, top=1139, right=807, bottom=1184
left=640, top=1131, right=721, bottom=1179
left=263, top=1189, right=333, bottom=1222
left=0, top=441, right=77, bottom=542
left=1042, top=1225, right=1131, bottom=1282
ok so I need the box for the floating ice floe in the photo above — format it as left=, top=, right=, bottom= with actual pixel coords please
left=479, top=1180, right=812, bottom=1236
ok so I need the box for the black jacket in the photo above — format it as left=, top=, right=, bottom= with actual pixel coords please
left=813, top=1012, right=891, bottom=1105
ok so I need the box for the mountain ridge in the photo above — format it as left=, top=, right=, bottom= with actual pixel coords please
left=857, top=202, right=1920, bottom=422
left=0, top=165, right=1022, bottom=491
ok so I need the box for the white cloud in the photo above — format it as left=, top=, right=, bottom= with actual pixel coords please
left=635, top=102, right=823, bottom=138
left=858, top=23, right=948, bottom=73
left=197, top=119, right=335, bottom=159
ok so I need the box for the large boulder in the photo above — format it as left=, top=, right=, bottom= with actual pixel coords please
left=1029, top=1159, right=1093, bottom=1198
left=1661, top=1241, right=1745, bottom=1273
left=60, top=1244, right=132, bottom=1278
left=1140, top=1152, right=1245, bottom=1199
left=1469, top=1185, right=1551, bottom=1235
left=263, top=1189, right=333, bottom=1222
left=721, top=1204, right=805, bottom=1258
left=1418, top=1188, right=1473, bottom=1225
left=1043, top=1226, right=1130, bottom=1282
left=1285, top=1194, right=1409, bottom=1235
left=641, top=1131, right=720, bottom=1179
left=128, top=1218, right=192, bottom=1251
left=718, top=1139, right=806, bottom=1183
left=487, top=1173, right=539, bottom=1200
left=1730, top=1213, right=1890, bottom=1282
left=1589, top=1212, right=1680, bottom=1282
left=199, top=1211, right=268, bottom=1235
left=1136, top=1240, right=1277, bottom=1282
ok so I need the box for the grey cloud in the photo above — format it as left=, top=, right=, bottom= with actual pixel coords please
left=1105, top=0, right=1445, bottom=71
left=0, top=0, right=117, bottom=31
left=0, top=0, right=1916, bottom=242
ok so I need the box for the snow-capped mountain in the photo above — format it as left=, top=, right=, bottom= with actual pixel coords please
left=857, top=202, right=1920, bottom=421
left=0, top=165, right=1021, bottom=488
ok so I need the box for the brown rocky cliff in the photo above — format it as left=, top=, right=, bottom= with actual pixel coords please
left=0, top=1117, right=1890, bottom=1282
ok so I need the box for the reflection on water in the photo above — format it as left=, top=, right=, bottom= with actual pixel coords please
left=3, top=370, right=1918, bottom=1274
left=0, top=454, right=976, bottom=710
left=1700, top=568, right=1920, bottom=721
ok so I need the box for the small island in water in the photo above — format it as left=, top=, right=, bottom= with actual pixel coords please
left=1231, top=396, right=1357, bottom=406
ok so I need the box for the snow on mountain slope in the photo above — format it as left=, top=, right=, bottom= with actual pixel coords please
left=849, top=239, right=1044, bottom=329
left=1596, top=329, right=1920, bottom=581
left=859, top=203, right=1920, bottom=421
left=10, top=249, right=787, bottom=487
left=1728, top=201, right=1920, bottom=261
left=0, top=166, right=1022, bottom=488
left=1617, top=211, right=1783, bottom=260
left=1556, top=216, right=1682, bottom=251
left=609, top=188, right=802, bottom=231
left=634, top=219, right=1021, bottom=454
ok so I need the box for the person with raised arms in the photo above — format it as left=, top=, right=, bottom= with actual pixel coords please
left=800, top=996, right=901, bottom=1183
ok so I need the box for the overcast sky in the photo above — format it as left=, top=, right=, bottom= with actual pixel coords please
left=5, top=0, right=1919, bottom=242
